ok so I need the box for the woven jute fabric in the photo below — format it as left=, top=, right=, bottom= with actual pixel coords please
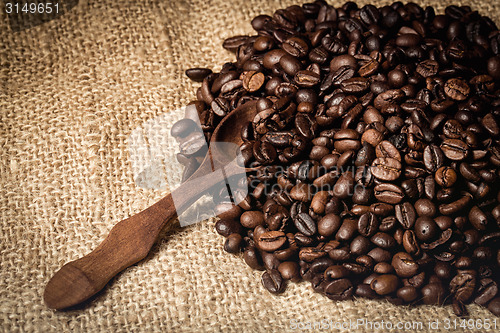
left=1, top=0, right=499, bottom=332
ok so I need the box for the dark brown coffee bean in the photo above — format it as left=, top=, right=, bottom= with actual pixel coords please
left=185, top=67, right=213, bottom=82
left=440, top=139, right=469, bottom=161
left=371, top=274, right=399, bottom=295
left=256, top=231, right=286, bottom=252
left=414, top=217, right=439, bottom=242
left=224, top=233, right=243, bottom=253
left=468, top=206, right=488, bottom=231
left=444, top=78, right=470, bottom=101
left=375, top=141, right=401, bottom=162
left=416, top=60, right=439, bottom=78
left=371, top=157, right=402, bottom=181
left=294, top=213, right=317, bottom=237
left=340, top=77, right=370, bottom=94
left=397, top=286, right=419, bottom=303
left=423, top=144, right=444, bottom=172
left=283, top=36, right=309, bottom=58
left=487, top=297, right=500, bottom=316
left=474, top=279, right=498, bottom=306
left=295, top=70, right=320, bottom=88
left=395, top=202, right=417, bottom=229
left=336, top=218, right=358, bottom=242
left=278, top=261, right=300, bottom=282
left=318, top=214, right=341, bottom=237
left=244, top=247, right=264, bottom=270
left=414, top=199, right=436, bottom=217
left=371, top=232, right=396, bottom=249
left=402, top=230, right=420, bottom=256
left=421, top=283, right=446, bottom=305
left=332, top=171, right=354, bottom=199
left=435, top=166, right=457, bottom=188
left=290, top=183, right=314, bottom=202
left=324, top=265, right=349, bottom=279
left=374, top=183, right=404, bottom=204
left=261, top=269, right=285, bottom=294
left=392, top=252, right=419, bottom=278
left=215, top=219, right=242, bottom=237
left=324, top=278, right=354, bottom=300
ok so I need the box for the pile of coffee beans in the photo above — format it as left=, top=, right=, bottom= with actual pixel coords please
left=174, top=1, right=500, bottom=317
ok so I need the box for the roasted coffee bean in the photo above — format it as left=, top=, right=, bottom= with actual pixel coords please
left=371, top=232, right=396, bottom=249
left=294, top=213, right=317, bottom=236
left=488, top=298, right=500, bottom=316
left=416, top=60, right=439, bottom=78
left=435, top=166, right=457, bottom=187
left=278, top=261, right=300, bottom=282
left=392, top=252, right=419, bottom=278
left=444, top=78, right=470, bottom=101
left=318, top=214, right=341, bottom=237
left=375, top=141, right=401, bottom=162
left=469, top=206, right=488, bottom=231
left=414, top=199, right=436, bottom=217
left=185, top=68, right=213, bottom=82
left=261, top=269, right=285, bottom=294
left=224, top=233, right=243, bottom=253
left=395, top=202, right=417, bottom=229
left=423, top=144, right=444, bottom=172
left=374, top=183, right=404, bottom=204
left=215, top=219, right=242, bottom=237
left=414, top=217, right=439, bottom=242
left=371, top=274, right=399, bottom=295
left=440, top=139, right=469, bottom=161
left=244, top=247, right=264, bottom=271
left=240, top=211, right=265, bottom=229
left=256, top=231, right=286, bottom=252
left=371, top=157, right=402, bottom=181
left=421, top=283, right=446, bottom=305
left=324, top=278, right=354, bottom=300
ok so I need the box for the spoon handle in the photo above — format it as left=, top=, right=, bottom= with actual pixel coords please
left=44, top=160, right=239, bottom=310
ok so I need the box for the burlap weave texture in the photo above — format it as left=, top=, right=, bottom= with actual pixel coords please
left=1, top=0, right=500, bottom=332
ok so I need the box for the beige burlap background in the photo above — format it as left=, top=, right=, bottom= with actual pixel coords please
left=1, top=0, right=500, bottom=332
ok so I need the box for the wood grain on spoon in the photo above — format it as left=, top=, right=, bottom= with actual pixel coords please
left=44, top=101, right=257, bottom=310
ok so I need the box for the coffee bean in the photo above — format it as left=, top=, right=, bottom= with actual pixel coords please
left=371, top=157, right=402, bottom=181
left=185, top=68, right=212, bottom=82
left=324, top=278, right=354, bottom=300
left=435, top=166, right=457, bottom=187
left=414, top=217, right=439, bottom=242
left=374, top=183, right=404, bottom=204
left=215, top=219, right=242, bottom=237
left=392, top=252, right=419, bottom=278
left=371, top=274, right=399, bottom=295
left=444, top=78, right=470, bottom=101
left=421, top=283, right=446, bottom=305
left=261, top=269, right=285, bottom=294
left=423, top=144, right=444, bottom=172
left=294, top=213, right=317, bottom=236
left=469, top=206, right=488, bottom=231
left=395, top=202, right=417, bottom=229
left=440, top=139, right=469, bottom=161
left=371, top=232, right=396, bottom=249
left=224, top=233, right=243, bottom=253
left=256, top=231, right=286, bottom=252
left=416, top=60, right=439, bottom=78
left=278, top=261, right=301, bottom=282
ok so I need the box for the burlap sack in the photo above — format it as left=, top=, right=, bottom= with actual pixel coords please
left=1, top=0, right=499, bottom=332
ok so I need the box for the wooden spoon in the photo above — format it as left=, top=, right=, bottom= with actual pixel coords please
left=44, top=100, right=258, bottom=310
